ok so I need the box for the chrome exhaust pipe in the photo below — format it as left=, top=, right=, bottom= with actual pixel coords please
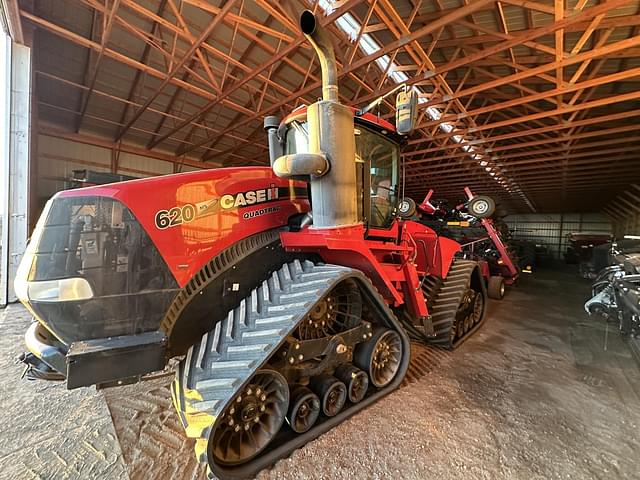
left=300, top=10, right=338, bottom=102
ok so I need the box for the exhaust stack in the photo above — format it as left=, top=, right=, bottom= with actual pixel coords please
left=300, top=10, right=338, bottom=102
left=287, top=10, right=359, bottom=228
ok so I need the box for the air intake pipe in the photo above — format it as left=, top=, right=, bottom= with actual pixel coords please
left=271, top=11, right=359, bottom=228
left=263, top=116, right=283, bottom=167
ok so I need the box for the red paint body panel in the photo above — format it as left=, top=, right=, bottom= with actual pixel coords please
left=403, top=220, right=461, bottom=278
left=280, top=224, right=406, bottom=305
left=280, top=218, right=462, bottom=319
left=58, top=167, right=309, bottom=287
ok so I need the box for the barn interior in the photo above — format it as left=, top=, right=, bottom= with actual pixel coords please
left=0, top=1, right=639, bottom=479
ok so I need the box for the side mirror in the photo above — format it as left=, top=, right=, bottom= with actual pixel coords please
left=395, top=88, right=418, bottom=136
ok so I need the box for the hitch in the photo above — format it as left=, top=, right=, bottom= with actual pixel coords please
left=16, top=352, right=65, bottom=382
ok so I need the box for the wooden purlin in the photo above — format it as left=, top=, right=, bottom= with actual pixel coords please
left=358, top=0, right=640, bottom=210
left=368, top=0, right=506, bottom=205
left=35, top=69, right=263, bottom=155
left=77, top=0, right=302, bottom=136
left=113, top=0, right=239, bottom=141
left=117, top=0, right=168, bottom=139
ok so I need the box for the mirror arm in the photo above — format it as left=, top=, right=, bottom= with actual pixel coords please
left=357, top=83, right=405, bottom=116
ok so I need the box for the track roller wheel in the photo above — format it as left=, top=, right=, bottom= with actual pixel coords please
left=210, top=370, right=289, bottom=466
left=472, top=291, right=484, bottom=324
left=297, top=279, right=362, bottom=340
left=463, top=314, right=472, bottom=333
left=487, top=275, right=505, bottom=300
left=286, top=387, right=321, bottom=433
left=334, top=365, right=369, bottom=403
left=310, top=375, right=347, bottom=417
left=354, top=328, right=403, bottom=388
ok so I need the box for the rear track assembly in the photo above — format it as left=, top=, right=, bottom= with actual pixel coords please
left=423, top=259, right=487, bottom=349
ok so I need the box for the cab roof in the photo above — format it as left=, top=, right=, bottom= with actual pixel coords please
left=282, top=105, right=396, bottom=134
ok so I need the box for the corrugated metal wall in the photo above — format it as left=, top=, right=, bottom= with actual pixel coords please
left=504, top=213, right=612, bottom=259
left=610, top=212, right=640, bottom=237
left=37, top=134, right=204, bottom=204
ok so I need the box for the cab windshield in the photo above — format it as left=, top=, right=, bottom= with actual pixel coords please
left=285, top=121, right=400, bottom=228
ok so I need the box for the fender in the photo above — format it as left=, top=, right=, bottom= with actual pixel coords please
left=161, top=229, right=319, bottom=356
left=402, top=219, right=462, bottom=278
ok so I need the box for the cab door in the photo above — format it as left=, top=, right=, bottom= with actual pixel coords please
left=355, top=126, right=401, bottom=232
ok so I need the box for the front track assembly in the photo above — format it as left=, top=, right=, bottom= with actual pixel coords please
left=171, top=260, right=410, bottom=479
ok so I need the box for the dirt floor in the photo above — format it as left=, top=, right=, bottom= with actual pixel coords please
left=1, top=265, right=639, bottom=479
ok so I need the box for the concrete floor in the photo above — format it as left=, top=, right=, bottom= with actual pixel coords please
left=0, top=306, right=127, bottom=480
left=1, top=266, right=639, bottom=479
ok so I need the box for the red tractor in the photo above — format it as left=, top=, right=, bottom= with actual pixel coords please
left=16, top=11, right=491, bottom=479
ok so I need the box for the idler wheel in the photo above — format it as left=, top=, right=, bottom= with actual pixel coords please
left=354, top=328, right=403, bottom=388
left=335, top=365, right=369, bottom=403
left=286, top=387, right=321, bottom=433
left=210, top=370, right=289, bottom=466
left=310, top=375, right=347, bottom=417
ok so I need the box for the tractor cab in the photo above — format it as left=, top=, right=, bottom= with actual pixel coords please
left=278, top=107, right=403, bottom=231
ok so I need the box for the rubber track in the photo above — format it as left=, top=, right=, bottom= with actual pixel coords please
left=161, top=229, right=280, bottom=335
left=421, top=275, right=443, bottom=311
left=171, top=260, right=367, bottom=473
left=426, top=259, right=481, bottom=350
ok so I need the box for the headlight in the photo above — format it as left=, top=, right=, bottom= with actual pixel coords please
left=26, top=278, right=94, bottom=302
left=14, top=200, right=52, bottom=303
left=14, top=253, right=33, bottom=303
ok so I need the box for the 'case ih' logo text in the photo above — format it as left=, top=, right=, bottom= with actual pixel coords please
left=154, top=185, right=280, bottom=230
left=220, top=186, right=278, bottom=209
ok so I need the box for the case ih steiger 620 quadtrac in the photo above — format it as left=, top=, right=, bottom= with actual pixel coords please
left=16, top=11, right=494, bottom=479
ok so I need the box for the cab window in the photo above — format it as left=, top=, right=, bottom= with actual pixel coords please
left=356, top=127, right=399, bottom=228
left=284, top=121, right=400, bottom=229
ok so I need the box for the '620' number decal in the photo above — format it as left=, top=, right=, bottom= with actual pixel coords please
left=155, top=204, right=196, bottom=229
